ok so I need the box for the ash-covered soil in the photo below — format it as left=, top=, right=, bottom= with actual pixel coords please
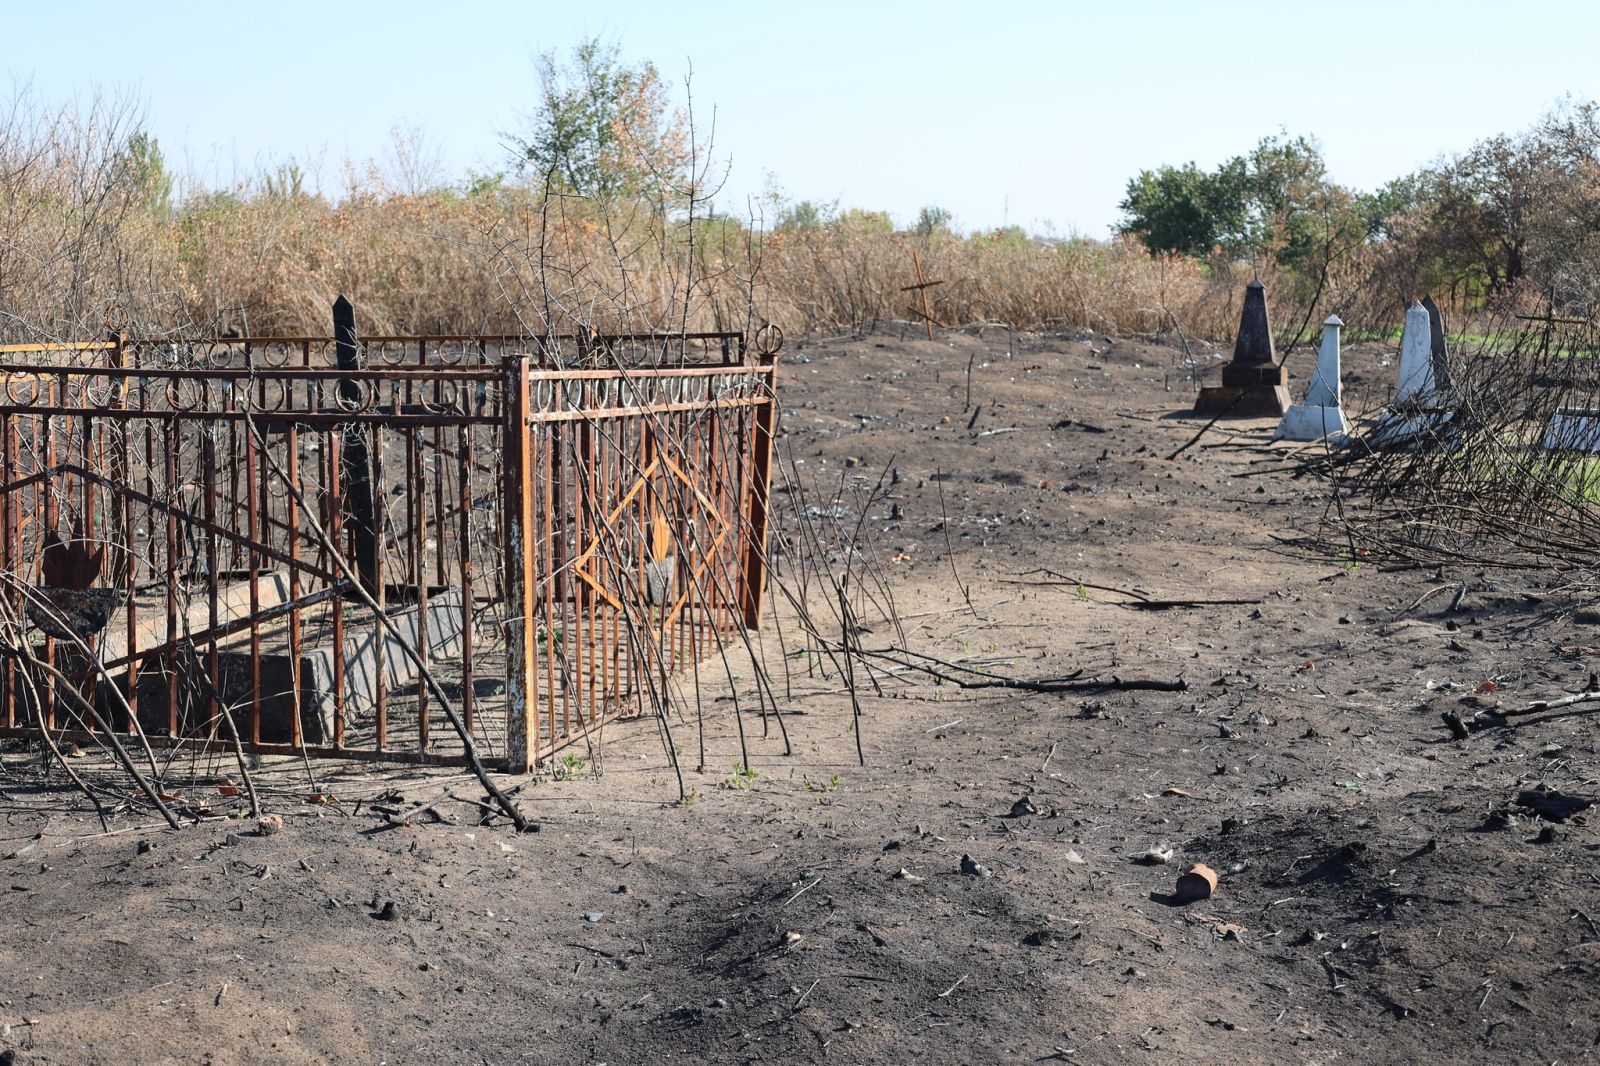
left=1, top=324, right=1596, bottom=1065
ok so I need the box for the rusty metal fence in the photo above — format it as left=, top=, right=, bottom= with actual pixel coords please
left=0, top=314, right=778, bottom=772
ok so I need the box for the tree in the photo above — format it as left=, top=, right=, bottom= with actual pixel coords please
left=1358, top=172, right=1431, bottom=241
left=1117, top=161, right=1246, bottom=257
left=913, top=205, right=953, bottom=237
left=113, top=131, right=173, bottom=216
left=777, top=199, right=828, bottom=231
left=509, top=36, right=688, bottom=202
left=1420, top=100, right=1600, bottom=300
left=1119, top=133, right=1370, bottom=285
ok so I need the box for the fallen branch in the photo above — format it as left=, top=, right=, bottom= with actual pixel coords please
left=849, top=644, right=1187, bottom=693
left=386, top=798, right=444, bottom=826
left=1117, top=597, right=1262, bottom=611
left=1501, top=672, right=1600, bottom=718
left=1003, top=571, right=1259, bottom=610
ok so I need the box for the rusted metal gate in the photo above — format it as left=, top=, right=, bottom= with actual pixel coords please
left=0, top=318, right=778, bottom=772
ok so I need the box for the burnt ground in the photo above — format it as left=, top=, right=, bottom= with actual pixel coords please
left=1, top=325, right=1598, bottom=1065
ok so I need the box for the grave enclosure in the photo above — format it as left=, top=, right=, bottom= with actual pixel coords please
left=0, top=301, right=780, bottom=773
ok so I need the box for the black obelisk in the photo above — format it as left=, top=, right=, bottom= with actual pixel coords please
left=1195, top=281, right=1292, bottom=417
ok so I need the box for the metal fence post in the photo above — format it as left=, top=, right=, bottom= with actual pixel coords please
left=504, top=355, right=538, bottom=771
left=739, top=353, right=778, bottom=629
left=333, top=296, right=380, bottom=594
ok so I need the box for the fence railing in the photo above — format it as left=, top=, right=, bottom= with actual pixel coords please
left=0, top=304, right=778, bottom=772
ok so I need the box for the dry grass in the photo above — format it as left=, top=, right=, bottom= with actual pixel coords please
left=0, top=95, right=1388, bottom=346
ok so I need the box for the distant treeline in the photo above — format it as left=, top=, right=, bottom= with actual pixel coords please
left=4, top=42, right=1595, bottom=344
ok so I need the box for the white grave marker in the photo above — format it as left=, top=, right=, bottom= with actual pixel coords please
left=1274, top=315, right=1348, bottom=442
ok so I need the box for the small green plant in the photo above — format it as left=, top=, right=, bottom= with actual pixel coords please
left=723, top=762, right=757, bottom=790
left=1076, top=582, right=1089, bottom=602
left=553, top=751, right=585, bottom=780
left=803, top=773, right=840, bottom=793
left=681, top=787, right=698, bottom=807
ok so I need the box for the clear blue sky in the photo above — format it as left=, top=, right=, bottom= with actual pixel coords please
left=9, top=1, right=1600, bottom=236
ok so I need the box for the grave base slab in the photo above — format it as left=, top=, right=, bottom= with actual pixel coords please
left=1194, top=383, right=1291, bottom=418
left=1274, top=404, right=1348, bottom=443
left=1544, top=410, right=1600, bottom=452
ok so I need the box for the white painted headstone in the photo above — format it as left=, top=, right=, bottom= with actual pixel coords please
left=1372, top=300, right=1458, bottom=449
left=1395, top=300, right=1435, bottom=404
left=1545, top=409, right=1600, bottom=452
left=1274, top=315, right=1348, bottom=442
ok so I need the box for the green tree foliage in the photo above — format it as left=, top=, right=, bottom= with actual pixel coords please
left=113, top=132, right=173, bottom=216
left=1120, top=134, right=1346, bottom=267
left=913, top=205, right=953, bottom=237
left=1120, top=133, right=1373, bottom=304
left=1357, top=173, right=1429, bottom=241
left=777, top=199, right=828, bottom=231
left=1117, top=161, right=1246, bottom=257
left=509, top=36, right=688, bottom=202
left=1420, top=100, right=1600, bottom=300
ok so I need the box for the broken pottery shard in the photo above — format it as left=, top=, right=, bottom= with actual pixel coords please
left=1174, top=862, right=1218, bottom=902
left=1232, top=281, right=1275, bottom=365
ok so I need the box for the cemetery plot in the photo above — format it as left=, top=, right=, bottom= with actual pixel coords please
left=0, top=316, right=778, bottom=772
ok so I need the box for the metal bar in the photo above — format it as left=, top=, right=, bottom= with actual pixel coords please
left=457, top=421, right=475, bottom=736
left=503, top=357, right=537, bottom=772
left=411, top=426, right=430, bottom=756
left=740, top=357, right=780, bottom=629
left=41, top=399, right=57, bottom=728
left=163, top=418, right=180, bottom=737
left=0, top=723, right=496, bottom=769
left=243, top=411, right=262, bottom=745
left=286, top=425, right=304, bottom=749
left=328, top=433, right=346, bottom=749
left=550, top=411, right=568, bottom=740
left=202, top=425, right=219, bottom=738
left=541, top=421, right=557, bottom=752
left=0, top=413, right=11, bottom=728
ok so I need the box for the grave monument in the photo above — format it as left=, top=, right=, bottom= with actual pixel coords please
left=1273, top=314, right=1348, bottom=442
left=1195, top=280, right=1291, bottom=417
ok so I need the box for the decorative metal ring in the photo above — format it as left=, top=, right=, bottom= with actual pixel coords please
left=437, top=345, right=466, bottom=367
left=166, top=378, right=202, bottom=412
left=262, top=344, right=292, bottom=368
left=84, top=378, right=115, bottom=408
left=334, top=379, right=374, bottom=413
left=755, top=323, right=784, bottom=357
left=257, top=378, right=289, bottom=412
left=419, top=380, right=459, bottom=414
left=6, top=377, right=36, bottom=406
left=376, top=344, right=407, bottom=367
